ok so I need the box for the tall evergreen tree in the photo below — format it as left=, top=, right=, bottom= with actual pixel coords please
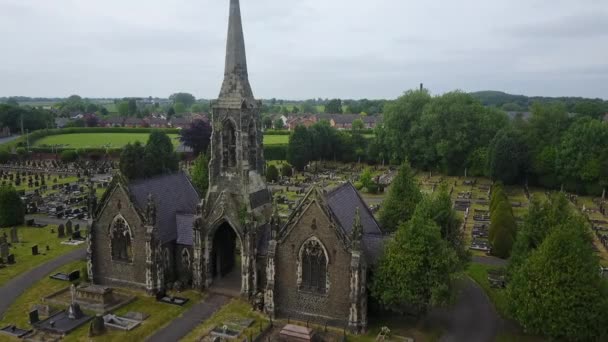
left=0, top=186, right=25, bottom=227
left=372, top=198, right=459, bottom=315
left=287, top=125, right=312, bottom=171
left=508, top=221, right=608, bottom=341
left=143, top=131, right=179, bottom=177
left=378, top=161, right=422, bottom=232
left=191, top=153, right=209, bottom=195
left=119, top=142, right=145, bottom=180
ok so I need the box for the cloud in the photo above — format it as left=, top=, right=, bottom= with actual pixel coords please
left=0, top=0, right=606, bottom=99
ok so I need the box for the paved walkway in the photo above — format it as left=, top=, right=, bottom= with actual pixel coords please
left=0, top=248, right=86, bottom=317
left=426, top=277, right=504, bottom=342
left=146, top=294, right=230, bottom=342
left=472, top=255, right=508, bottom=267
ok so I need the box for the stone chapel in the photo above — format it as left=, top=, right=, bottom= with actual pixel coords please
left=87, top=0, right=385, bottom=332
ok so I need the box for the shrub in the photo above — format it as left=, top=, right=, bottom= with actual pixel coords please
left=60, top=150, right=79, bottom=163
left=280, top=163, right=293, bottom=177
left=266, top=165, right=279, bottom=183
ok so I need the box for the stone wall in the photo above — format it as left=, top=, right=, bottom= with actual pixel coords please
left=92, top=186, right=147, bottom=290
left=274, top=203, right=352, bottom=327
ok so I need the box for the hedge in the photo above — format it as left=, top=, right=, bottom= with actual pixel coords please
left=264, top=144, right=287, bottom=161
left=263, top=130, right=291, bottom=135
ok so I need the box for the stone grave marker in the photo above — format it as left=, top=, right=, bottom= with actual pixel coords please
left=0, top=240, right=9, bottom=261
left=58, top=224, right=65, bottom=238
left=31, top=245, right=39, bottom=256
left=10, top=227, right=19, bottom=243
left=66, top=220, right=73, bottom=235
left=7, top=254, right=15, bottom=264
left=89, top=315, right=106, bottom=337
left=29, top=309, right=39, bottom=325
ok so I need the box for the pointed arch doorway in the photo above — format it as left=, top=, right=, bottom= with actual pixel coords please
left=208, top=221, right=243, bottom=296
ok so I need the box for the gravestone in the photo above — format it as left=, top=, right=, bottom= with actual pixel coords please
left=75, top=224, right=80, bottom=232
left=31, top=245, right=39, bottom=256
left=10, top=227, right=19, bottom=243
left=72, top=231, right=81, bottom=240
left=58, top=224, right=65, bottom=238
left=89, top=315, right=106, bottom=337
left=7, top=254, right=15, bottom=264
left=66, top=220, right=73, bottom=236
left=68, top=270, right=80, bottom=281
left=0, top=240, right=9, bottom=261
left=29, top=309, right=39, bottom=325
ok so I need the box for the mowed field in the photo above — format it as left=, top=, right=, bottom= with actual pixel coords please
left=32, top=132, right=289, bottom=149
left=33, top=133, right=181, bottom=149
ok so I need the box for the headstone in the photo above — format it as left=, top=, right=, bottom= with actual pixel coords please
left=66, top=220, right=73, bottom=235
left=0, top=240, right=8, bottom=261
left=10, top=227, right=18, bottom=243
left=89, top=315, right=106, bottom=337
left=75, top=224, right=80, bottom=232
left=58, top=224, right=65, bottom=238
left=68, top=270, right=80, bottom=281
left=7, top=254, right=15, bottom=264
left=31, top=245, right=39, bottom=256
left=29, top=309, right=40, bottom=325
left=72, top=231, right=81, bottom=240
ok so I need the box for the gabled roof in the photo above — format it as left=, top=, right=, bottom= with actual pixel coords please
left=326, top=182, right=382, bottom=236
left=272, top=182, right=387, bottom=264
left=128, top=173, right=199, bottom=243
left=176, top=213, right=196, bottom=246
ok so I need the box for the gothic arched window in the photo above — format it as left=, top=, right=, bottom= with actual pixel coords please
left=181, top=248, right=191, bottom=271
left=222, top=120, right=237, bottom=168
left=248, top=120, right=256, bottom=167
left=299, top=238, right=328, bottom=293
left=110, top=216, right=132, bottom=262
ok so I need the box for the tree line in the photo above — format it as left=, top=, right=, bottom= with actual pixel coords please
left=376, top=89, right=608, bottom=195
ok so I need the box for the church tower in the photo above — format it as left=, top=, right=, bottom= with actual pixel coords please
left=192, top=0, right=271, bottom=298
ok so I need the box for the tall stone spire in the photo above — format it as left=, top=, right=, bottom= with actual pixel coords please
left=219, top=0, right=253, bottom=100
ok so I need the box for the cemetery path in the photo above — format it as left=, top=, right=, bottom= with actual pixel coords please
left=146, top=293, right=230, bottom=342
left=430, top=277, right=503, bottom=342
left=472, top=255, right=508, bottom=267
left=0, top=247, right=85, bottom=317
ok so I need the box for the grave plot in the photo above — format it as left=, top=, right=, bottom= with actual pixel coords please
left=181, top=299, right=269, bottom=342
left=0, top=226, right=81, bottom=286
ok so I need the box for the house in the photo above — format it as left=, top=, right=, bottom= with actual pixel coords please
left=124, top=117, right=145, bottom=128
left=170, top=116, right=193, bottom=129
left=55, top=118, right=70, bottom=129
left=145, top=117, right=169, bottom=128
left=101, top=117, right=125, bottom=127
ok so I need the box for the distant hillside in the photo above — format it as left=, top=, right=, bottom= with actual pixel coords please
left=470, top=91, right=608, bottom=117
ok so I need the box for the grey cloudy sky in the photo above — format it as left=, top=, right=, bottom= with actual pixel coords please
left=0, top=0, right=607, bottom=100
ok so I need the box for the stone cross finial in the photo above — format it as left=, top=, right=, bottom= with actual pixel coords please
left=351, top=207, right=363, bottom=250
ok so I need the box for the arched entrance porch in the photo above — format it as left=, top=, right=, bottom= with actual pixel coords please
left=207, top=221, right=243, bottom=296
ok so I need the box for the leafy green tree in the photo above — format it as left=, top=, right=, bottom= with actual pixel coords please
left=127, top=98, right=137, bottom=116
left=143, top=131, right=179, bottom=177
left=0, top=150, right=10, bottom=163
left=287, top=125, right=312, bottom=171
left=273, top=118, right=284, bottom=130
left=174, top=102, right=186, bottom=114
left=382, top=89, right=432, bottom=164
left=266, top=164, right=279, bottom=183
left=169, top=93, right=196, bottom=108
left=372, top=200, right=459, bottom=315
left=507, top=222, right=608, bottom=340
left=117, top=101, right=130, bottom=116
left=281, top=163, right=293, bottom=177
left=191, top=153, right=209, bottom=195
left=262, top=116, right=273, bottom=129
left=414, top=184, right=469, bottom=266
left=60, top=150, right=79, bottom=163
left=0, top=186, right=25, bottom=227
left=378, top=161, right=422, bottom=232
left=301, top=102, right=316, bottom=113
left=509, top=194, right=572, bottom=272
left=352, top=118, right=364, bottom=131
left=324, top=99, right=343, bottom=114
left=119, top=142, right=145, bottom=180
left=190, top=103, right=203, bottom=113
left=360, top=168, right=373, bottom=190
left=167, top=107, right=176, bottom=118
left=488, top=128, right=529, bottom=184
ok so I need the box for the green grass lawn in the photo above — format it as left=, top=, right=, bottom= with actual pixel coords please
left=0, top=226, right=81, bottom=286
left=181, top=299, right=268, bottom=342
left=33, top=133, right=180, bottom=149
left=0, top=260, right=86, bottom=330
left=263, top=135, right=289, bottom=145
left=64, top=290, right=204, bottom=341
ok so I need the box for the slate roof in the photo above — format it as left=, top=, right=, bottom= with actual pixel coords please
left=128, top=173, right=199, bottom=243
left=362, top=234, right=386, bottom=265
left=326, top=182, right=382, bottom=236
left=176, top=213, right=196, bottom=246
